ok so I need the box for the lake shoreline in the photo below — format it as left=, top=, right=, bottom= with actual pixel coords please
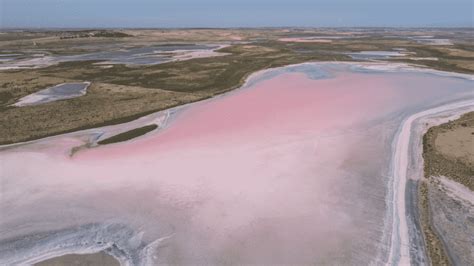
left=1, top=62, right=473, bottom=265
left=2, top=61, right=472, bottom=148
left=387, top=99, right=474, bottom=265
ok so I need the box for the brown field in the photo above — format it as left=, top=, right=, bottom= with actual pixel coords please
left=423, top=111, right=474, bottom=190
left=35, top=252, right=119, bottom=266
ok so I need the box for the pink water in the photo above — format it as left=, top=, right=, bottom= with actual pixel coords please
left=1, top=63, right=472, bottom=264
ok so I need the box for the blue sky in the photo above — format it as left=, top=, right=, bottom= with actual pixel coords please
left=1, top=0, right=472, bottom=28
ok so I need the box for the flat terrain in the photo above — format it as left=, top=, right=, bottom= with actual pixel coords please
left=3, top=63, right=472, bottom=265
left=35, top=252, right=119, bottom=266
left=1, top=29, right=473, bottom=264
left=1, top=28, right=473, bottom=144
left=421, top=111, right=474, bottom=265
left=424, top=111, right=474, bottom=190
left=435, top=127, right=474, bottom=165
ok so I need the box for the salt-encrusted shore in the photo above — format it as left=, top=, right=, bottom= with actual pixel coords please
left=0, top=62, right=473, bottom=265
left=387, top=100, right=474, bottom=265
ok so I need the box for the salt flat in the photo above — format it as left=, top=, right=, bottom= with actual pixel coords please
left=0, top=63, right=473, bottom=265
left=13, top=82, right=90, bottom=107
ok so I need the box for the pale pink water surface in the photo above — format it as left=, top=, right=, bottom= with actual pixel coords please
left=0, top=63, right=473, bottom=265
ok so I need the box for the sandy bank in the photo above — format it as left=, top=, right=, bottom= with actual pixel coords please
left=388, top=101, right=474, bottom=265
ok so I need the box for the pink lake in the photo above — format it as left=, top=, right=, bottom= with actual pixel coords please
left=0, top=63, right=473, bottom=265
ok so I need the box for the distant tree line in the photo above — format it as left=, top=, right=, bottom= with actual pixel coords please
left=57, top=30, right=131, bottom=39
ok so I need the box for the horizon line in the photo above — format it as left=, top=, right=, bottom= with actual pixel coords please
left=1, top=25, right=473, bottom=31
